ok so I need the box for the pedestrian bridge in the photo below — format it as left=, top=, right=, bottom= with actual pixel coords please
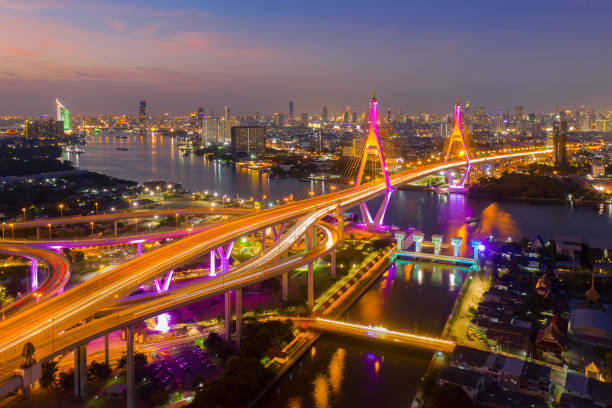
left=295, top=317, right=456, bottom=353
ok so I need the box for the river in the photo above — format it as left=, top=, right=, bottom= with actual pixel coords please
left=71, top=132, right=611, bottom=406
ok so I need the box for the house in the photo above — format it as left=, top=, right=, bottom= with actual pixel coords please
left=436, top=366, right=486, bottom=399
left=564, top=372, right=612, bottom=407
left=450, top=345, right=505, bottom=379
left=535, top=314, right=567, bottom=354
left=519, top=361, right=551, bottom=398
left=500, top=357, right=524, bottom=391
left=569, top=308, right=612, bottom=346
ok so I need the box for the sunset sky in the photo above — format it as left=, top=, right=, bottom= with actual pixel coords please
left=1, top=0, right=611, bottom=115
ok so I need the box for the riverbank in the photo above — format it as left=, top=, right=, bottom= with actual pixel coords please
left=250, top=243, right=396, bottom=407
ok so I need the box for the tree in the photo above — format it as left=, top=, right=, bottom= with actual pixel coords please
left=39, top=360, right=58, bottom=389
left=260, top=278, right=281, bottom=295
left=425, top=383, right=474, bottom=408
left=88, top=361, right=111, bottom=381
left=58, top=369, right=75, bottom=391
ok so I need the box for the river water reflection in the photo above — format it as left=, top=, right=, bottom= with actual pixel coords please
left=259, top=262, right=466, bottom=408
left=74, top=132, right=611, bottom=407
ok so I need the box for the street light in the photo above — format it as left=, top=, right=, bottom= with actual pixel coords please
left=175, top=213, right=179, bottom=228
left=90, top=221, right=94, bottom=237
left=10, top=223, right=14, bottom=239
left=58, top=204, right=64, bottom=218
left=94, top=202, right=98, bottom=215
left=48, top=223, right=52, bottom=239
left=21, top=208, right=26, bottom=221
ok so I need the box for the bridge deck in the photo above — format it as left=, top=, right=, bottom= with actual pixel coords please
left=296, top=317, right=455, bottom=353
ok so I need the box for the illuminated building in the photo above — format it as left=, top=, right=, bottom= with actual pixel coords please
left=274, top=112, right=284, bottom=127
left=322, top=105, right=328, bottom=123
left=55, top=99, right=70, bottom=130
left=26, top=120, right=64, bottom=139
left=289, top=100, right=294, bottom=119
left=231, top=125, right=266, bottom=155
left=300, top=113, right=308, bottom=123
left=138, top=99, right=147, bottom=129
left=197, top=107, right=204, bottom=130
left=553, top=112, right=568, bottom=171
left=204, top=117, right=220, bottom=143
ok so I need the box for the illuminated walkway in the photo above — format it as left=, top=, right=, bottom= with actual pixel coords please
left=295, top=317, right=456, bottom=353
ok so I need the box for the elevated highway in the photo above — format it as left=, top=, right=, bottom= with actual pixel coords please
left=0, top=148, right=554, bottom=390
left=0, top=244, right=70, bottom=317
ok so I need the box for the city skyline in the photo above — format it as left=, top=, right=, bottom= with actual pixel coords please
left=2, top=0, right=612, bottom=115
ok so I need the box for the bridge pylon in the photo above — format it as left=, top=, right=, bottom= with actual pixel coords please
left=443, top=98, right=471, bottom=189
left=356, top=91, right=393, bottom=229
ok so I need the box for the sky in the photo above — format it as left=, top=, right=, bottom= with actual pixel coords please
left=1, top=0, right=611, bottom=116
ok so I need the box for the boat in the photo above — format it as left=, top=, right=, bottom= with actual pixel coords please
left=465, top=216, right=479, bottom=224
left=116, top=147, right=129, bottom=151
left=114, top=135, right=128, bottom=139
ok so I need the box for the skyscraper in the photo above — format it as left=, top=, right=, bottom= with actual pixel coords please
left=138, top=100, right=147, bottom=129
left=231, top=125, right=266, bottom=155
left=197, top=107, right=204, bottom=130
left=322, top=106, right=328, bottom=123
left=553, top=112, right=568, bottom=171
left=289, top=101, right=294, bottom=120
left=223, top=106, right=231, bottom=142
left=56, top=99, right=70, bottom=130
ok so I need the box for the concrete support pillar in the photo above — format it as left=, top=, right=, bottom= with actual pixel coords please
left=126, top=325, right=135, bottom=408
left=394, top=231, right=406, bottom=252
left=261, top=228, right=267, bottom=252
left=413, top=232, right=423, bottom=253
left=432, top=235, right=443, bottom=256
left=471, top=240, right=483, bottom=260
left=104, top=334, right=109, bottom=367
left=305, top=227, right=314, bottom=312
left=281, top=272, right=288, bottom=302
left=136, top=242, right=142, bottom=257
left=337, top=209, right=344, bottom=240
left=30, top=258, right=38, bottom=291
left=235, top=288, right=242, bottom=348
left=311, top=225, right=317, bottom=247
left=451, top=237, right=462, bottom=258
left=114, top=220, right=118, bottom=236
left=210, top=250, right=216, bottom=277
left=36, top=227, right=40, bottom=240
left=74, top=343, right=87, bottom=398
left=307, top=263, right=314, bottom=313
left=224, top=291, right=231, bottom=341
left=331, top=250, right=337, bottom=280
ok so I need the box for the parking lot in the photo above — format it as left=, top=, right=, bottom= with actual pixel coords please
left=149, top=345, right=222, bottom=390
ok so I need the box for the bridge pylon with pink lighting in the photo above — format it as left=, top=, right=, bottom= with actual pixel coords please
left=355, top=91, right=393, bottom=229
left=443, top=98, right=471, bottom=189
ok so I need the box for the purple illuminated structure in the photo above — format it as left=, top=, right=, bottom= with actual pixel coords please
left=154, top=270, right=174, bottom=332
left=443, top=99, right=471, bottom=189
left=217, top=241, right=234, bottom=274
left=210, top=241, right=235, bottom=276
left=355, top=91, right=393, bottom=229
left=30, top=258, right=38, bottom=290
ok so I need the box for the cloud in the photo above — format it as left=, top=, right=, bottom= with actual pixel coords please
left=1, top=70, right=16, bottom=76
left=73, top=70, right=88, bottom=76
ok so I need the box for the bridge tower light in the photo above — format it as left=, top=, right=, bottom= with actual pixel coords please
left=413, top=232, right=424, bottom=253
left=431, top=235, right=443, bottom=256
left=471, top=240, right=483, bottom=260
left=394, top=231, right=406, bottom=252
left=443, top=98, right=471, bottom=189
left=451, top=237, right=462, bottom=257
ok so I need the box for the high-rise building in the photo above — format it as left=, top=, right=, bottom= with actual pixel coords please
left=231, top=126, right=266, bottom=155
left=26, top=120, right=65, bottom=139
left=55, top=99, right=70, bottom=130
left=289, top=101, right=294, bottom=120
left=312, top=129, right=323, bottom=152
left=274, top=113, right=284, bottom=127
left=322, top=106, right=328, bottom=123
left=300, top=113, right=308, bottom=123
left=204, top=117, right=220, bottom=143
left=385, top=108, right=391, bottom=123
left=343, top=105, right=350, bottom=124
left=223, top=106, right=232, bottom=142
left=352, top=111, right=359, bottom=124
left=138, top=100, right=147, bottom=129
left=553, top=112, right=568, bottom=171
left=197, top=107, right=204, bottom=130
left=515, top=105, right=524, bottom=122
